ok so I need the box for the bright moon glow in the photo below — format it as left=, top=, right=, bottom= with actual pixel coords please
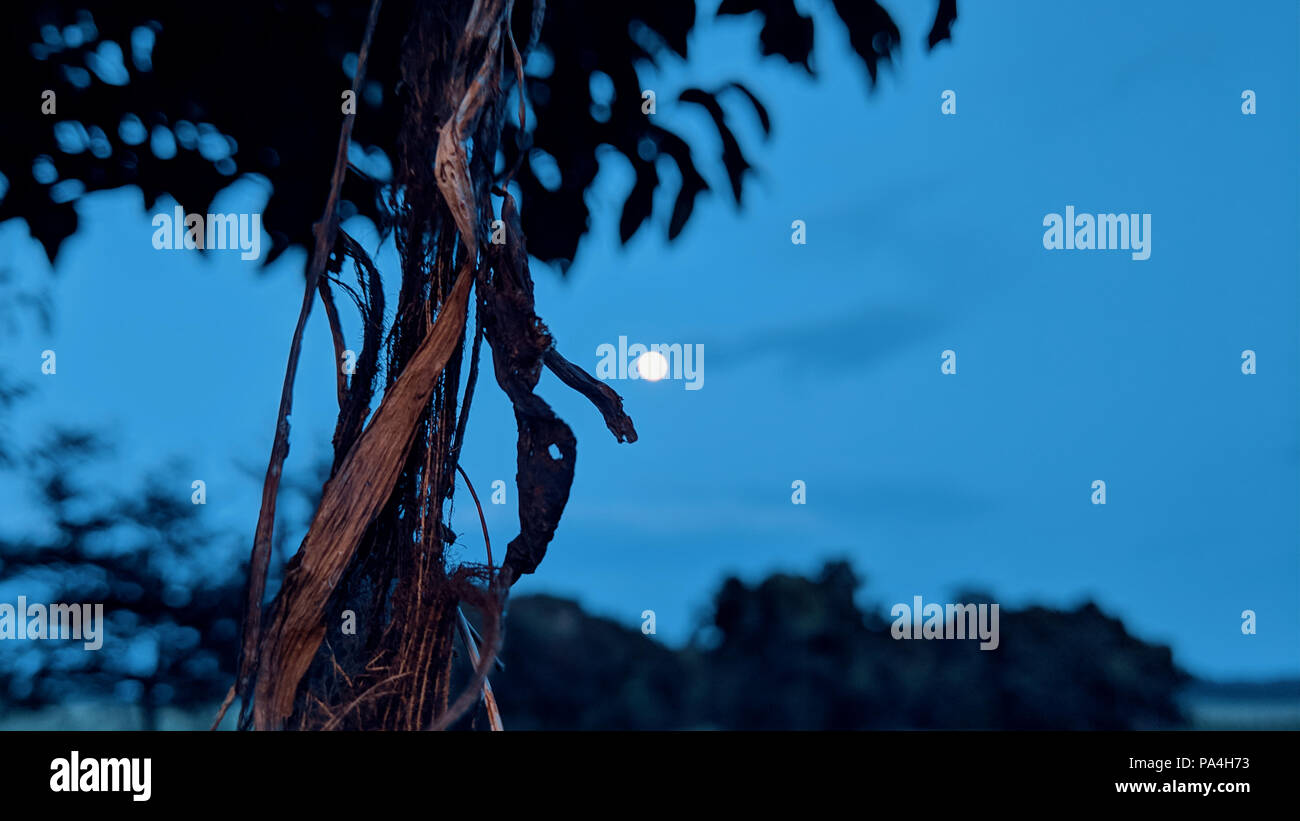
left=636, top=350, right=670, bottom=381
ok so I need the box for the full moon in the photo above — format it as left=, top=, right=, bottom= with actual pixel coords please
left=635, top=350, right=670, bottom=382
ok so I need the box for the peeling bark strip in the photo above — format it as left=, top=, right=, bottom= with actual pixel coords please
left=328, top=232, right=385, bottom=474
left=543, top=348, right=637, bottom=444
left=456, top=608, right=502, bottom=731
left=435, top=0, right=512, bottom=248
left=237, top=0, right=384, bottom=717
left=482, top=192, right=638, bottom=583
left=253, top=266, right=473, bottom=730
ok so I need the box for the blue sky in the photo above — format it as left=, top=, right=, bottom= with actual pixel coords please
left=1, top=0, right=1297, bottom=680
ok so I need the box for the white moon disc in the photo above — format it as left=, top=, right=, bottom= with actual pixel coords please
left=636, top=350, right=670, bottom=381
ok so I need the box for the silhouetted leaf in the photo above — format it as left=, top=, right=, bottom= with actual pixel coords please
left=717, top=0, right=815, bottom=72
left=653, top=130, right=709, bottom=239
left=680, top=87, right=752, bottom=203
left=830, top=0, right=902, bottom=86
left=928, top=0, right=958, bottom=49
left=619, top=160, right=658, bottom=243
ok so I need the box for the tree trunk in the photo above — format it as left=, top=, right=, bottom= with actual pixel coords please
left=233, top=0, right=635, bottom=731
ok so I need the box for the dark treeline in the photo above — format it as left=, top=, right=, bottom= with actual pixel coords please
left=475, top=562, right=1188, bottom=730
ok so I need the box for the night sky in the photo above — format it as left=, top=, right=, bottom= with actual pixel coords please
left=2, top=0, right=1296, bottom=679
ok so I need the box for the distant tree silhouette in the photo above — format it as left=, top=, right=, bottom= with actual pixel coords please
left=487, top=562, right=1190, bottom=730
left=698, top=562, right=1189, bottom=729
left=0, top=430, right=242, bottom=729
left=0, top=428, right=334, bottom=728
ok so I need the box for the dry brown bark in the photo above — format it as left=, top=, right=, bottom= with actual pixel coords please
left=231, top=0, right=636, bottom=731
left=252, top=264, right=473, bottom=729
